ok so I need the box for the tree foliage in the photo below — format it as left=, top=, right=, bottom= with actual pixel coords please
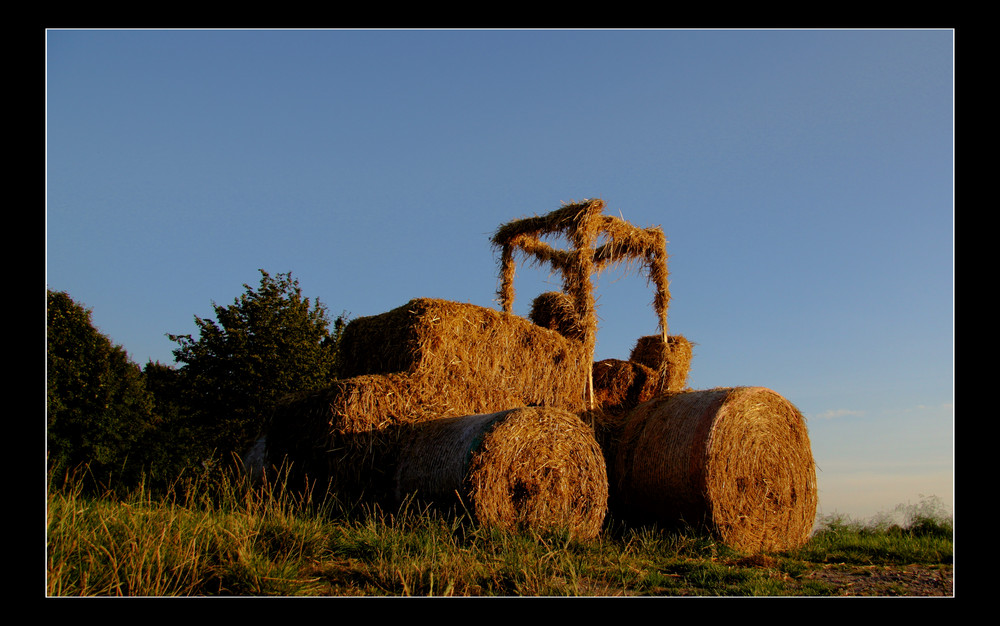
left=168, top=270, right=344, bottom=460
left=135, top=360, right=211, bottom=484
left=47, top=289, right=155, bottom=484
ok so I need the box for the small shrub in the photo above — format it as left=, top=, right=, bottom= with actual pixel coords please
left=895, top=495, right=953, bottom=538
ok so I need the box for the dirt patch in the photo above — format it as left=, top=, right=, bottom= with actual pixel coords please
left=801, top=563, right=953, bottom=596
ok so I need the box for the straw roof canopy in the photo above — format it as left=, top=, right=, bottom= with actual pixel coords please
left=491, top=199, right=672, bottom=408
left=394, top=407, right=608, bottom=539
left=613, top=387, right=818, bottom=553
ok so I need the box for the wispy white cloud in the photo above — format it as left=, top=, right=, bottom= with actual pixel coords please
left=810, top=401, right=952, bottom=422
left=877, top=402, right=954, bottom=420
left=813, top=408, right=865, bottom=420
left=911, top=402, right=954, bottom=413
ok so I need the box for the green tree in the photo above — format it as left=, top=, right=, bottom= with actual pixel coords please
left=46, top=289, right=155, bottom=485
left=168, top=270, right=344, bottom=461
left=134, top=360, right=211, bottom=485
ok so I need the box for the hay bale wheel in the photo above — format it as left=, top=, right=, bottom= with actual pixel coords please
left=614, top=387, right=817, bottom=553
left=394, top=406, right=608, bottom=539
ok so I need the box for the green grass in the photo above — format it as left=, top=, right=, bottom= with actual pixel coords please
left=793, top=497, right=954, bottom=567
left=46, top=466, right=953, bottom=596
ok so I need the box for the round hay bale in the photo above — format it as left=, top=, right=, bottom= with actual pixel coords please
left=614, top=387, right=817, bottom=553
left=394, top=407, right=608, bottom=539
left=592, top=359, right=660, bottom=411
left=529, top=291, right=585, bottom=341
left=628, top=334, right=693, bottom=393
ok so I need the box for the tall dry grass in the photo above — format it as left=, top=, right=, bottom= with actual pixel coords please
left=46, top=464, right=953, bottom=596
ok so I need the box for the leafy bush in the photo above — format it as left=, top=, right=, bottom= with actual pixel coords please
left=801, top=496, right=953, bottom=565
left=167, top=270, right=346, bottom=461
left=47, top=289, right=155, bottom=488
left=893, top=495, right=953, bottom=538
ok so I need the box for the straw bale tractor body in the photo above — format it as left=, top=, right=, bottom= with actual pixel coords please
left=259, top=198, right=817, bottom=551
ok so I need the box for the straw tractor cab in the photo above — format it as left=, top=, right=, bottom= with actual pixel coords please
left=260, top=198, right=818, bottom=551
left=490, top=197, right=693, bottom=411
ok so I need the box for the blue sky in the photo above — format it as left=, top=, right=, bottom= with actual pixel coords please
left=46, top=28, right=953, bottom=521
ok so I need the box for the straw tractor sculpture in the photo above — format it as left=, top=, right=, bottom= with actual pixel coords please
left=260, top=198, right=817, bottom=552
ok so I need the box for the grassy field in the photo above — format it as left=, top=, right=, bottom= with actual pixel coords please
left=46, top=466, right=953, bottom=597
